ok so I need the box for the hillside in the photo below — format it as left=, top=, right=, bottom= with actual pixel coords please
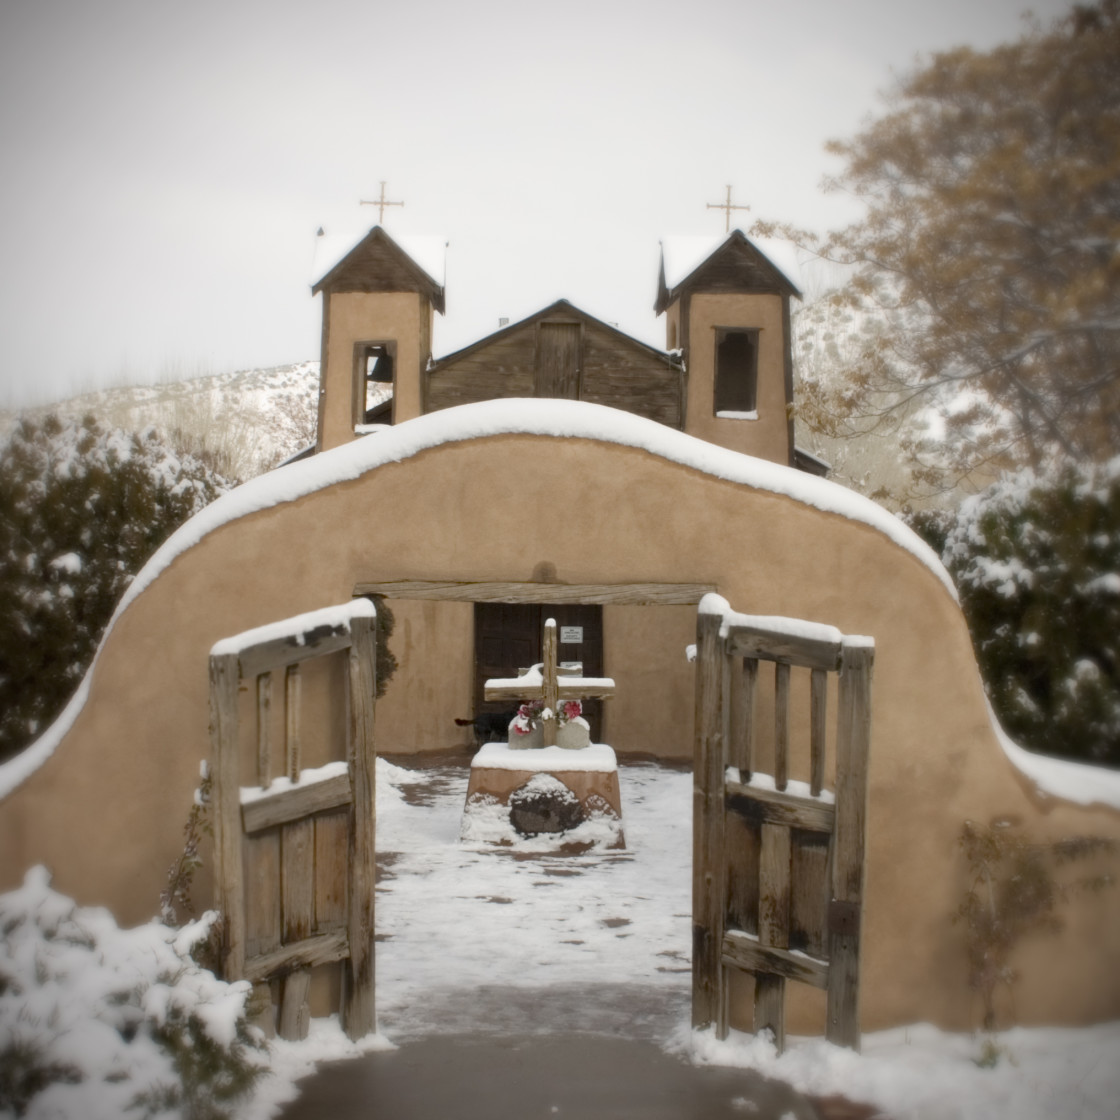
left=0, top=361, right=319, bottom=482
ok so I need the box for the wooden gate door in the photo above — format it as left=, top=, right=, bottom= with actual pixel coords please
left=209, top=601, right=377, bottom=1041
left=692, top=596, right=873, bottom=1051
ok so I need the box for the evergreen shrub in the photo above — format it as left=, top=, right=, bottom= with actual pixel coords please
left=908, top=459, right=1120, bottom=766
left=0, top=414, right=230, bottom=763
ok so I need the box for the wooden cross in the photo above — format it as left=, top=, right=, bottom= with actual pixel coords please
left=360, top=181, right=405, bottom=224
left=707, top=185, right=750, bottom=233
left=484, top=618, right=615, bottom=746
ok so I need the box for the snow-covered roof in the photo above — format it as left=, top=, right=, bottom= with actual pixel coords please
left=310, top=227, right=447, bottom=290
left=659, top=232, right=806, bottom=296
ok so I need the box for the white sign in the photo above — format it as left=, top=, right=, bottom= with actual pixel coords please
left=560, top=626, right=583, bottom=643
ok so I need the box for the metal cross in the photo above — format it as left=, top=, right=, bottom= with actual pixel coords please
left=707, top=185, right=750, bottom=233
left=484, top=618, right=615, bottom=746
left=360, top=181, right=405, bottom=224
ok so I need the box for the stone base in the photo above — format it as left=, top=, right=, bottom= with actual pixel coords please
left=461, top=743, right=625, bottom=850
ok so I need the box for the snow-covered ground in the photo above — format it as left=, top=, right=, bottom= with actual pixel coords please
left=248, top=756, right=1120, bottom=1120
left=5, top=756, right=1118, bottom=1119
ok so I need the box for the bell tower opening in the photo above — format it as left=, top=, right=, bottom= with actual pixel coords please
left=714, top=328, right=759, bottom=417
left=357, top=341, right=396, bottom=425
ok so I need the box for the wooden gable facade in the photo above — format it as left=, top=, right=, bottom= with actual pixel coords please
left=311, top=224, right=821, bottom=473
left=426, top=300, right=685, bottom=428
left=312, top=226, right=445, bottom=311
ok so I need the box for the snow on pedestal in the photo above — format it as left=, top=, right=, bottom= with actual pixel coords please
left=461, top=743, right=625, bottom=850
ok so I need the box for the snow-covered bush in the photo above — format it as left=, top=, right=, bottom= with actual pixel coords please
left=909, top=458, right=1120, bottom=766
left=0, top=867, right=266, bottom=1119
left=0, top=414, right=232, bottom=763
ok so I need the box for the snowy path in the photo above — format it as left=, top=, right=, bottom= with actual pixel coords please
left=341, top=754, right=1120, bottom=1120
left=374, top=756, right=693, bottom=1042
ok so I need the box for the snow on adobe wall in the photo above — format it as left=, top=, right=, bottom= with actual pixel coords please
left=2, top=396, right=1109, bottom=811
left=75, top=398, right=966, bottom=626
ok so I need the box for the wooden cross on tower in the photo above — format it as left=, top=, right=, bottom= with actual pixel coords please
left=707, top=185, right=750, bottom=233
left=484, top=618, right=615, bottom=746
left=360, top=181, right=405, bottom=224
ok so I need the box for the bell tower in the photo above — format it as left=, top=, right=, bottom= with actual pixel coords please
left=655, top=231, right=800, bottom=466
left=311, top=227, right=445, bottom=452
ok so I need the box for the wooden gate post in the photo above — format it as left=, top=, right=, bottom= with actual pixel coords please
left=692, top=603, right=726, bottom=1031
left=344, top=612, right=378, bottom=1040
left=210, top=652, right=245, bottom=983
left=827, top=638, right=873, bottom=1050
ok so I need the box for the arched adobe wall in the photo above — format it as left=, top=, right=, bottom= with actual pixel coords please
left=1, top=400, right=1118, bottom=1032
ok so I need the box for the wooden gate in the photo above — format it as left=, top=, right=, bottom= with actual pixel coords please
left=692, top=595, right=873, bottom=1051
left=209, top=601, right=377, bottom=1041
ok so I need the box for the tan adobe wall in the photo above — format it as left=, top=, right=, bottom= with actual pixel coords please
left=319, top=291, right=426, bottom=450
left=1, top=428, right=1118, bottom=1032
left=683, top=292, right=789, bottom=463
left=602, top=605, right=695, bottom=756
left=376, top=599, right=476, bottom=752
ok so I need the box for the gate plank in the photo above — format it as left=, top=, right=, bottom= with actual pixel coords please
left=791, top=831, right=830, bottom=960
left=281, top=818, right=314, bottom=943
left=314, top=810, right=349, bottom=931
left=774, top=663, right=790, bottom=791
left=759, top=823, right=791, bottom=945
left=810, top=668, right=827, bottom=797
left=756, top=822, right=791, bottom=1049
left=724, top=812, right=759, bottom=938
left=285, top=665, right=302, bottom=782
left=244, top=830, right=281, bottom=960
left=278, top=968, right=312, bottom=1041
left=257, top=672, right=273, bottom=789
left=730, top=658, right=758, bottom=776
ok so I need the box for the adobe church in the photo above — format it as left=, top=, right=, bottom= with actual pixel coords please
left=1, top=226, right=1119, bottom=1038
left=310, top=225, right=827, bottom=754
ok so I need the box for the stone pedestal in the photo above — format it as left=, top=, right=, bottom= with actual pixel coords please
left=461, top=743, right=625, bottom=849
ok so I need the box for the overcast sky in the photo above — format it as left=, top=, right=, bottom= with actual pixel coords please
left=0, top=0, right=1070, bottom=408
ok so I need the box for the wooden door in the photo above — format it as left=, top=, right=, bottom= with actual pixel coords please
left=474, top=602, right=604, bottom=739
left=535, top=322, right=582, bottom=398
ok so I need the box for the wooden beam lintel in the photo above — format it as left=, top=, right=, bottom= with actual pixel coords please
left=353, top=580, right=717, bottom=606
